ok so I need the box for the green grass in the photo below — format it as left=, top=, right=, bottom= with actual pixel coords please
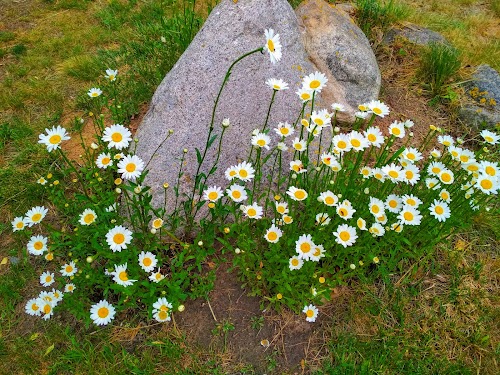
left=355, top=0, right=410, bottom=41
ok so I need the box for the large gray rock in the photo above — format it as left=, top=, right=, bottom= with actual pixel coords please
left=135, top=0, right=319, bottom=213
left=459, top=65, right=500, bottom=129
left=296, top=0, right=381, bottom=115
left=383, top=23, right=449, bottom=46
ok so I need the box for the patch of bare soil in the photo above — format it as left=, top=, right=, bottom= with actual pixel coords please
left=176, top=263, right=333, bottom=374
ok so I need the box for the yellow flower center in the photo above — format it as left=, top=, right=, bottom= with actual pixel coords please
left=389, top=200, right=397, bottom=208
left=229, top=170, right=237, bottom=177
left=280, top=128, right=289, bottom=135
left=247, top=208, right=257, bottom=217
left=300, top=243, right=311, bottom=253
left=306, top=309, right=314, bottom=318
left=351, top=139, right=361, bottom=148
left=443, top=141, right=451, bottom=146
left=232, top=190, right=241, bottom=199
left=294, top=190, right=306, bottom=200
left=407, top=153, right=415, bottom=160
left=112, top=132, right=123, bottom=142
left=32, top=303, right=39, bottom=311
left=301, top=93, right=311, bottom=100
left=143, top=258, right=152, bottom=266
left=239, top=170, right=248, bottom=178
left=158, top=310, right=168, bottom=320
left=313, top=248, right=321, bottom=256
left=481, top=179, right=492, bottom=190
left=49, top=135, right=62, bottom=144
left=84, top=213, right=95, bottom=224
left=267, top=39, right=275, bottom=52
left=277, top=205, right=285, bottom=214
left=45, top=276, right=52, bottom=282
left=404, top=212, right=414, bottom=221
left=372, top=205, right=380, bottom=214
left=405, top=171, right=414, bottom=180
left=65, top=265, right=73, bottom=273
left=113, top=233, right=125, bottom=245
left=407, top=199, right=416, bottom=206
left=294, top=143, right=303, bottom=150
left=435, top=206, right=444, bottom=215
left=389, top=171, right=399, bottom=179
left=485, top=166, right=495, bottom=176
left=273, top=84, right=280, bottom=90
left=310, top=80, right=321, bottom=89
left=34, top=241, right=43, bottom=250
left=284, top=216, right=292, bottom=224
left=208, top=191, right=218, bottom=201
left=337, top=140, right=347, bottom=149
left=368, top=134, right=376, bottom=142
left=32, top=213, right=42, bottom=222
left=155, top=273, right=162, bottom=280
left=314, top=118, right=324, bottom=126
left=432, top=167, right=441, bottom=174
left=460, top=155, right=469, bottom=163
left=98, top=307, right=109, bottom=318
left=485, top=136, right=493, bottom=142
left=373, top=107, right=382, bottom=115
left=102, top=157, right=111, bottom=165
left=441, top=173, right=451, bottom=182
left=44, top=305, right=51, bottom=314
left=392, top=128, right=401, bottom=135
left=126, top=163, right=136, bottom=173
left=339, top=208, right=347, bottom=217
left=119, top=271, right=128, bottom=281
left=291, top=258, right=299, bottom=266
left=16, top=222, right=24, bottom=228
left=319, top=277, right=325, bottom=283
left=339, top=231, right=350, bottom=241
left=267, top=232, right=278, bottom=241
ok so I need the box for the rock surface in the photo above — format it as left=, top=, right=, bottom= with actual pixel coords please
left=459, top=65, right=500, bottom=129
left=383, top=23, right=449, bottom=46
left=135, top=0, right=319, bottom=213
left=296, top=0, right=381, bottom=113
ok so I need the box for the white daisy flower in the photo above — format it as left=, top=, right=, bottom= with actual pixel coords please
left=64, top=283, right=76, bottom=293
left=479, top=161, right=499, bottom=178
left=303, top=304, right=318, bottom=322
left=401, top=147, right=423, bottom=163
left=290, top=160, right=307, bottom=173
left=336, top=200, right=356, bottom=220
left=79, top=208, right=97, bottom=226
left=90, top=300, right=116, bottom=326
left=398, top=206, right=422, bottom=226
left=355, top=111, right=369, bottom=119
left=368, top=100, right=390, bottom=117
left=430, top=149, right=442, bottom=158
left=225, top=165, right=238, bottom=180
left=38, top=125, right=71, bottom=152
left=369, top=223, right=385, bottom=236
left=289, top=256, right=303, bottom=270
left=458, top=148, right=475, bottom=164
left=291, top=137, right=307, bottom=152
left=105, top=69, right=118, bottom=81
left=149, top=269, right=165, bottom=283
left=138, top=251, right=158, bottom=272
left=264, top=224, right=283, bottom=243
left=87, top=87, right=102, bottom=98
left=264, top=29, right=282, bottom=64
left=401, top=194, right=422, bottom=207
left=310, top=244, right=326, bottom=262
left=286, top=186, right=308, bottom=201
left=349, top=131, right=369, bottom=151
left=242, top=203, right=263, bottom=219
left=96, top=153, right=113, bottom=169
left=368, top=197, right=385, bottom=217
left=295, top=234, right=315, bottom=260
left=315, top=213, right=331, bottom=226
left=331, top=134, right=352, bottom=154
left=296, top=87, right=314, bottom=102
left=151, top=218, right=164, bottom=229
left=27, top=235, right=48, bottom=256
left=331, top=103, right=346, bottom=112
left=438, top=169, right=454, bottom=185
left=111, top=263, right=137, bottom=287
left=404, top=119, right=414, bottom=128
left=25, top=206, right=48, bottom=227
left=330, top=159, right=342, bottom=172
left=266, top=78, right=288, bottom=91
left=283, top=215, right=293, bottom=225
left=40, top=271, right=55, bottom=287
left=310, top=109, right=331, bottom=128
left=321, top=152, right=337, bottom=167
left=302, top=71, right=328, bottom=92
left=333, top=224, right=358, bottom=248
left=388, top=121, right=405, bottom=138
left=203, top=186, right=224, bottom=202
left=105, top=225, right=133, bottom=252
left=225, top=184, right=248, bottom=203
left=274, top=122, right=294, bottom=138
left=371, top=167, right=385, bottom=182
left=318, top=190, right=338, bottom=206
left=403, top=164, right=420, bottom=185
left=439, top=189, right=452, bottom=203
left=25, top=298, right=42, bottom=316
left=385, top=194, right=402, bottom=213
left=106, top=203, right=118, bottom=212
left=37, top=177, right=47, bottom=185
left=60, top=261, right=77, bottom=277
left=117, top=154, right=145, bottom=181
left=480, top=129, right=499, bottom=145
left=429, top=199, right=451, bottom=222
left=382, top=163, right=404, bottom=183
left=475, top=173, right=499, bottom=195
left=391, top=222, right=404, bottom=233
left=39, top=299, right=55, bottom=320
left=359, top=166, right=372, bottom=179
left=438, top=135, right=454, bottom=147
left=12, top=217, right=28, bottom=232
left=448, top=145, right=461, bottom=161
left=357, top=218, right=367, bottom=230
left=428, top=161, right=446, bottom=176
left=102, top=124, right=132, bottom=150
left=235, top=161, right=255, bottom=182
left=364, top=127, right=385, bottom=148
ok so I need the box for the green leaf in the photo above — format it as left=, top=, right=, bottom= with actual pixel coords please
left=207, top=134, right=218, bottom=148
left=195, top=148, right=202, bottom=164
left=44, top=343, right=55, bottom=356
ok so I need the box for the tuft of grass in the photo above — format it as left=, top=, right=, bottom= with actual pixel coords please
left=493, top=0, right=500, bottom=16
left=355, top=0, right=410, bottom=41
left=418, top=42, right=462, bottom=97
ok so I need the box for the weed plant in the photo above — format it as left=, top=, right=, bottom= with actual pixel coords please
left=355, top=0, right=410, bottom=41
left=418, top=42, right=462, bottom=97
left=11, top=29, right=499, bottom=328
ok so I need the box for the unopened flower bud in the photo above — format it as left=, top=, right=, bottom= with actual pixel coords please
left=183, top=148, right=188, bottom=153
left=90, top=143, right=98, bottom=149
left=115, top=188, right=122, bottom=194
left=198, top=241, right=203, bottom=246
left=222, top=118, right=230, bottom=127
left=150, top=228, right=157, bottom=234
left=86, top=256, right=93, bottom=263
left=178, top=305, right=185, bottom=312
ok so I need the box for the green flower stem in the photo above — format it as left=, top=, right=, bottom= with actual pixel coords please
left=56, top=148, right=94, bottom=203
left=261, top=90, right=277, bottom=132
left=144, top=131, right=173, bottom=171
left=191, top=47, right=264, bottom=205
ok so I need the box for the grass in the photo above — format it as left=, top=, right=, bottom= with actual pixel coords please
left=355, top=0, right=410, bottom=41
left=0, top=0, right=499, bottom=373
